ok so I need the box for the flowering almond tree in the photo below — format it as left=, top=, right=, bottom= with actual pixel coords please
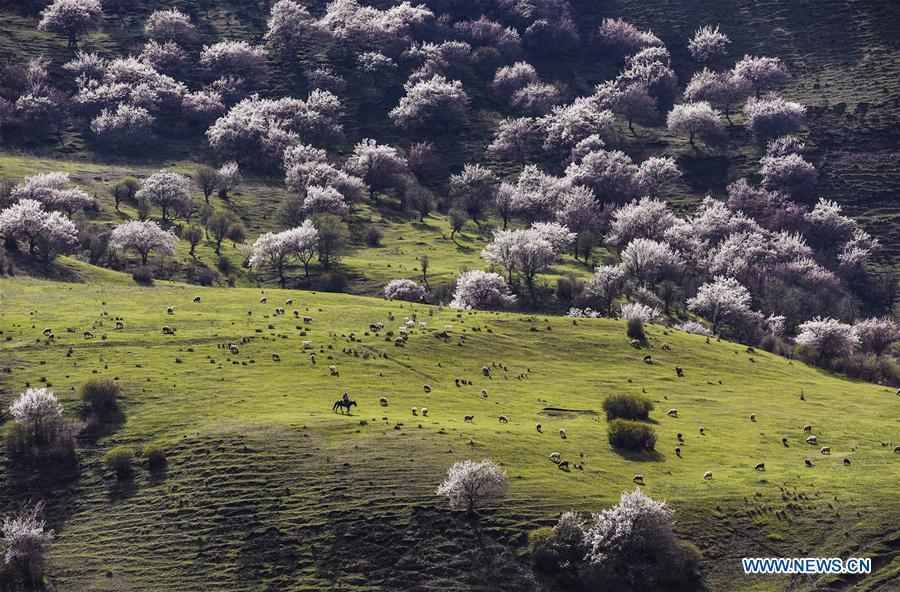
left=0, top=199, right=79, bottom=262
left=136, top=171, right=192, bottom=222
left=436, top=459, right=507, bottom=514
left=109, top=220, right=176, bottom=265
left=38, top=0, right=103, bottom=49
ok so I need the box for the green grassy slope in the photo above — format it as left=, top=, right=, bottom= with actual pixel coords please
left=1, top=273, right=898, bottom=590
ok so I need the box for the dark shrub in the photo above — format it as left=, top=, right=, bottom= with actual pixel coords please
left=217, top=256, right=236, bottom=275
left=603, top=393, right=653, bottom=421
left=104, top=446, right=133, bottom=478
left=364, top=225, right=383, bottom=246
left=626, top=318, right=645, bottom=341
left=132, top=266, right=154, bottom=285
left=186, top=261, right=218, bottom=286
left=7, top=418, right=79, bottom=464
left=660, top=540, right=703, bottom=585
left=608, top=419, right=656, bottom=452
left=556, top=274, right=583, bottom=303
left=79, top=378, right=119, bottom=412
left=142, top=444, right=167, bottom=470
left=527, top=527, right=559, bottom=572
left=319, top=271, right=348, bottom=293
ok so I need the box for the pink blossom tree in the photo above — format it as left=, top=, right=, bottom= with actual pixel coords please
left=596, top=18, right=662, bottom=55
left=90, top=103, right=155, bottom=149
left=666, top=102, right=723, bottom=146
left=200, top=41, right=268, bottom=89
left=606, top=197, right=678, bottom=246
left=688, top=25, right=730, bottom=62
left=487, top=117, right=539, bottom=163
left=743, top=94, right=805, bottom=138
left=683, top=68, right=750, bottom=124
left=38, top=0, right=103, bottom=49
left=733, top=55, right=791, bottom=97
left=565, top=149, right=638, bottom=202
left=145, top=8, right=195, bottom=42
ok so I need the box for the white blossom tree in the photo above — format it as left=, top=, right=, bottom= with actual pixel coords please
left=136, top=171, right=191, bottom=222
left=435, top=459, right=507, bottom=514
left=688, top=25, right=730, bottom=62
left=450, top=270, right=516, bottom=310
left=344, top=139, right=408, bottom=201
left=583, top=264, right=626, bottom=315
left=539, top=98, right=615, bottom=153
left=0, top=199, right=79, bottom=262
left=743, top=94, right=805, bottom=138
left=200, top=41, right=268, bottom=89
left=686, top=276, right=755, bottom=334
left=759, top=153, right=816, bottom=197
left=217, top=162, right=241, bottom=199
left=607, top=197, right=678, bottom=246
left=450, top=164, right=497, bottom=226
left=851, top=318, right=899, bottom=354
left=733, top=55, right=791, bottom=97
left=796, top=317, right=859, bottom=359
left=596, top=18, right=662, bottom=55
left=619, top=302, right=661, bottom=323
left=634, top=156, right=681, bottom=196
left=249, top=220, right=319, bottom=283
left=383, top=278, right=426, bottom=302
left=666, top=102, right=723, bottom=146
left=683, top=68, right=750, bottom=124
left=109, top=219, right=176, bottom=265
left=10, top=172, right=93, bottom=215
left=565, top=149, right=638, bottom=202
left=1, top=502, right=55, bottom=584
left=301, top=185, right=350, bottom=220
left=619, top=238, right=682, bottom=285
left=38, top=0, right=103, bottom=48
left=145, top=8, right=195, bottom=41
left=9, top=388, right=63, bottom=424
left=90, top=103, right=155, bottom=149
left=390, top=75, right=468, bottom=131
left=487, top=117, right=538, bottom=163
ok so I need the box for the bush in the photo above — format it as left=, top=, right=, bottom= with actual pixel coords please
left=603, top=393, right=653, bottom=421
left=186, top=261, right=219, bottom=286
left=364, top=225, right=383, bottom=246
left=608, top=419, right=656, bottom=452
left=660, top=540, right=703, bottom=585
left=7, top=418, right=78, bottom=464
left=556, top=274, right=583, bottom=303
left=527, top=527, right=559, bottom=572
left=626, top=318, right=645, bottom=341
left=142, top=444, right=167, bottom=470
left=79, top=378, right=119, bottom=412
left=132, top=266, right=154, bottom=285
left=104, top=446, right=134, bottom=478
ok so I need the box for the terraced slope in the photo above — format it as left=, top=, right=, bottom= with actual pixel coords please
left=1, top=274, right=898, bottom=591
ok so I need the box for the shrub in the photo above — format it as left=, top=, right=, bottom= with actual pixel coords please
left=527, top=527, right=559, bottom=572
left=603, top=393, right=653, bottom=421
left=142, top=444, right=167, bottom=470
left=132, top=266, right=154, bottom=285
left=626, top=318, right=645, bottom=341
left=364, top=225, right=383, bottom=246
left=104, top=446, right=133, bottom=478
left=607, top=419, right=656, bottom=452
left=79, top=378, right=119, bottom=412
left=661, top=540, right=703, bottom=585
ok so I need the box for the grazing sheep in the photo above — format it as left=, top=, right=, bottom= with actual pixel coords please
left=894, top=446, right=900, bottom=453
left=275, top=307, right=285, bottom=315
left=444, top=325, right=452, bottom=332
left=750, top=414, right=756, bottom=422
left=259, top=297, right=267, bottom=304
left=42, top=328, right=52, bottom=336
left=161, top=326, right=174, bottom=335
left=303, top=317, right=312, bottom=323
left=803, top=424, right=812, bottom=433
left=643, top=355, right=652, bottom=364
left=633, top=474, right=644, bottom=484
left=482, top=367, right=490, bottom=377
left=193, top=296, right=201, bottom=303
left=843, top=458, right=851, bottom=466
left=411, top=407, right=418, bottom=416
left=703, top=471, right=712, bottom=480
left=394, top=337, right=405, bottom=347
left=294, top=310, right=300, bottom=318
left=285, top=299, right=293, bottom=305
left=559, top=429, right=567, bottom=439
left=558, top=461, right=569, bottom=471
left=536, top=424, right=542, bottom=433
left=329, top=365, right=338, bottom=376
left=421, top=407, right=428, bottom=417
left=699, top=427, right=706, bottom=435
left=806, top=435, right=818, bottom=445
left=115, top=321, right=124, bottom=330
left=805, top=459, right=814, bottom=468
left=630, top=339, right=640, bottom=348
left=167, top=306, right=175, bottom=315
left=754, top=463, right=765, bottom=471
left=379, top=397, right=388, bottom=406
left=549, top=452, right=561, bottom=463
left=464, top=415, right=474, bottom=423
left=272, top=353, right=281, bottom=362
left=667, top=408, right=678, bottom=418
left=303, top=340, right=312, bottom=349
left=84, top=331, right=94, bottom=339
left=229, top=345, right=240, bottom=355
left=419, top=322, right=427, bottom=330
left=675, top=447, right=682, bottom=457
left=480, top=389, right=488, bottom=397
left=499, top=415, right=508, bottom=423
left=782, top=437, right=788, bottom=447
left=820, top=447, right=831, bottom=455
left=676, top=433, right=684, bottom=443
left=423, top=385, right=431, bottom=393
left=675, top=366, right=684, bottom=377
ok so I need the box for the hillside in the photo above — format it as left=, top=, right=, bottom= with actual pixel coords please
left=1, top=273, right=899, bottom=591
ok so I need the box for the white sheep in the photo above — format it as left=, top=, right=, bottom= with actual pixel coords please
left=549, top=452, right=561, bottom=463
left=285, top=298, right=293, bottom=305
left=444, top=325, right=452, bottom=332
left=115, top=321, right=124, bottom=330
left=820, top=446, right=831, bottom=455
left=633, top=474, right=644, bottom=483
left=703, top=471, right=713, bottom=480
left=167, top=306, right=175, bottom=315
left=667, top=408, right=678, bottom=418
left=419, top=322, right=426, bottom=330
left=559, top=429, right=567, bottom=439
left=379, top=397, right=388, bottom=407
left=229, top=345, right=240, bottom=355
left=558, top=461, right=570, bottom=471
left=499, top=415, right=508, bottom=423
left=302, top=340, right=312, bottom=349
left=329, top=365, right=338, bottom=376
left=806, top=435, right=818, bottom=445
left=259, top=297, right=267, bottom=304
left=421, top=407, right=428, bottom=417
left=42, top=328, right=52, bottom=336
left=272, top=353, right=281, bottom=362
left=803, top=424, right=812, bottom=433
left=161, top=326, right=174, bottom=335
left=411, top=406, right=418, bottom=416
left=894, top=446, right=900, bottom=453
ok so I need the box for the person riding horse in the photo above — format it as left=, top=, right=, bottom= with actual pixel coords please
left=333, top=392, right=357, bottom=414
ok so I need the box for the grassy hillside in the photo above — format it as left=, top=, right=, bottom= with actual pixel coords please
left=1, top=272, right=898, bottom=590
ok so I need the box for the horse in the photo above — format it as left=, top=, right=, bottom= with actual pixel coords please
left=332, top=399, right=357, bottom=414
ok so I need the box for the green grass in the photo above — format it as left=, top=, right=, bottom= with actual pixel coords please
left=1, top=273, right=898, bottom=590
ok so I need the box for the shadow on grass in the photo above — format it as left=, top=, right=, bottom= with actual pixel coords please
left=611, top=448, right=664, bottom=462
